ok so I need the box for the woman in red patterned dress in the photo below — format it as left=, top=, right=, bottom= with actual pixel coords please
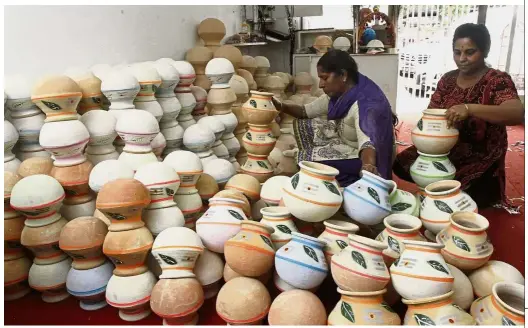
left=393, top=23, right=524, bottom=208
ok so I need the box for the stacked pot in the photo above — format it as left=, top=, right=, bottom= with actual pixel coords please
left=254, top=56, right=271, bottom=89
left=197, top=18, right=226, bottom=53
left=173, top=61, right=198, bottom=130
left=228, top=75, right=250, bottom=168
left=186, top=46, right=214, bottom=92
left=64, top=68, right=105, bottom=114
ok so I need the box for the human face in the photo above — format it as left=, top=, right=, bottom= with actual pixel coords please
left=453, top=37, right=485, bottom=75
left=317, top=66, right=346, bottom=98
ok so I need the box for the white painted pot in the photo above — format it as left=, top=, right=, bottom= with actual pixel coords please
left=134, top=162, right=180, bottom=209
left=144, top=206, right=185, bottom=236
left=28, top=257, right=72, bottom=303
left=66, top=261, right=114, bottom=311
left=260, top=206, right=299, bottom=249
left=411, top=109, right=459, bottom=155
left=39, top=120, right=90, bottom=167
left=410, top=151, right=456, bottom=188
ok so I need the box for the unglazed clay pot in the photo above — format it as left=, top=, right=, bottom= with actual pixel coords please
left=88, top=159, right=135, bottom=193
left=28, top=257, right=73, bottom=303
left=260, top=175, right=290, bottom=206
left=66, top=260, right=114, bottom=310
left=214, top=189, right=252, bottom=217
left=16, top=157, right=53, bottom=178
left=328, top=288, right=401, bottom=325
left=420, top=180, right=478, bottom=235
left=106, top=270, right=157, bottom=321
left=80, top=110, right=118, bottom=164
left=411, top=109, right=459, bottom=154
left=206, top=57, right=235, bottom=88
left=134, top=162, right=180, bottom=209
left=390, top=240, right=454, bottom=300
left=197, top=18, right=226, bottom=52
left=225, top=174, right=261, bottom=203
left=151, top=132, right=166, bottom=160
left=4, top=215, right=26, bottom=261
left=64, top=69, right=105, bottom=114
left=143, top=206, right=185, bottom=236
left=242, top=91, right=279, bottom=125
left=207, top=87, right=237, bottom=115
left=196, top=197, right=247, bottom=253
left=240, top=154, right=274, bottom=183
left=194, top=248, right=224, bottom=299
left=4, top=256, right=32, bottom=301
left=150, top=278, right=204, bottom=325
left=260, top=207, right=299, bottom=249
left=410, top=151, right=456, bottom=188
left=331, top=234, right=390, bottom=292
left=129, top=63, right=163, bottom=121
left=224, top=221, right=275, bottom=277
left=151, top=227, right=204, bottom=279
left=468, top=260, right=524, bottom=298
left=39, top=120, right=90, bottom=167
left=268, top=289, right=327, bottom=325
left=190, top=85, right=208, bottom=119
left=50, top=160, right=94, bottom=206
left=436, top=211, right=493, bottom=270
left=214, top=45, right=243, bottom=70
left=237, top=69, right=257, bottom=91
left=447, top=263, right=474, bottom=310
left=375, top=214, right=426, bottom=257
left=470, top=281, right=524, bottom=325
left=403, top=290, right=475, bottom=325
left=20, top=217, right=69, bottom=265
left=96, top=178, right=151, bottom=232
left=282, top=161, right=342, bottom=222
left=242, top=124, right=276, bottom=155
left=318, top=219, right=359, bottom=264
left=313, top=35, right=333, bottom=54
left=103, top=226, right=153, bottom=276
left=59, top=216, right=108, bottom=270
left=389, top=186, right=420, bottom=217
left=196, top=173, right=219, bottom=202
left=216, top=277, right=271, bottom=325
left=31, top=75, right=82, bottom=122
left=275, top=232, right=328, bottom=290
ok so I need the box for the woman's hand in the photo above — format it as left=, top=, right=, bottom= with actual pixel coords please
left=271, top=97, right=283, bottom=112
left=446, top=104, right=470, bottom=128
left=361, top=163, right=379, bottom=176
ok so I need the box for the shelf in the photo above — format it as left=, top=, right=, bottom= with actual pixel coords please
left=231, top=42, right=268, bottom=47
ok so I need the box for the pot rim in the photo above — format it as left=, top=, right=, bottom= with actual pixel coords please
left=249, top=90, right=274, bottom=97
left=337, top=287, right=387, bottom=297
left=291, top=231, right=326, bottom=246
left=492, top=282, right=525, bottom=317
left=423, top=108, right=447, bottom=117
left=384, top=214, right=422, bottom=233
left=401, top=290, right=454, bottom=305
left=424, top=180, right=461, bottom=196
left=361, top=170, right=393, bottom=188
left=348, top=234, right=387, bottom=251
left=298, top=161, right=339, bottom=177
left=323, top=219, right=359, bottom=233
left=260, top=206, right=291, bottom=218
left=208, top=197, right=245, bottom=205
left=402, top=239, right=444, bottom=250
left=240, top=220, right=274, bottom=234
left=417, top=150, right=450, bottom=157
left=449, top=211, right=489, bottom=232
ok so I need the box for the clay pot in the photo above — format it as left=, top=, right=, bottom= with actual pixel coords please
left=282, top=161, right=342, bottom=222
left=390, top=240, right=454, bottom=300
left=4, top=216, right=26, bottom=260
left=96, top=178, right=151, bottom=232
left=20, top=217, right=69, bottom=264
left=214, top=45, right=243, bottom=70
left=59, top=216, right=108, bottom=270
left=410, top=151, right=456, bottom=188
left=150, top=278, right=204, bottom=325
left=242, top=91, right=279, bottom=125
left=470, top=282, right=524, bottom=325
left=174, top=191, right=204, bottom=230
left=214, top=189, right=252, bottom=217
left=4, top=256, right=32, bottom=301
left=103, top=226, right=153, bottom=276
left=66, top=261, right=113, bottom=310
left=268, top=289, right=327, bottom=325
left=39, top=120, right=90, bottom=167
left=224, top=221, right=275, bottom=277
left=28, top=257, right=72, bottom=303
left=143, top=206, right=185, bottom=236
left=80, top=110, right=118, bottom=163
left=190, top=85, right=208, bottom=119
left=411, top=109, right=460, bottom=154
left=106, top=271, right=157, bottom=321
left=225, top=174, right=261, bottom=203
left=129, top=64, right=163, bottom=121
left=134, top=162, right=181, bottom=209
left=420, top=180, right=478, bottom=235
left=186, top=46, right=214, bottom=75
left=242, top=124, right=276, bottom=155
left=294, top=72, right=314, bottom=94
left=66, top=70, right=105, bottom=114
left=447, top=263, right=474, bottom=310
left=375, top=214, right=426, bottom=257
left=272, top=269, right=317, bottom=293
left=196, top=173, right=219, bottom=202
left=318, top=219, right=359, bottom=264
left=207, top=87, right=237, bottom=115
left=260, top=207, right=299, bottom=249
left=216, top=277, right=271, bottom=325
left=115, top=110, right=159, bottom=154
left=197, top=18, right=226, bottom=52
left=436, top=211, right=493, bottom=271
left=328, top=288, right=401, bottom=325
left=194, top=248, right=224, bottom=299
left=88, top=159, right=135, bottom=193
left=51, top=161, right=94, bottom=206
left=9, top=109, right=46, bottom=154
left=468, top=260, right=525, bottom=298
left=260, top=176, right=290, bottom=206
left=313, top=35, right=333, bottom=54
left=203, top=158, right=236, bottom=187
left=240, top=154, right=274, bottom=183
left=206, top=58, right=235, bottom=88
left=151, top=227, right=204, bottom=279
left=100, top=69, right=140, bottom=110
left=31, top=75, right=82, bottom=122
left=223, top=262, right=271, bottom=284
left=151, top=133, right=167, bottom=161
left=403, top=291, right=475, bottom=325
left=275, top=232, right=328, bottom=289
left=389, top=185, right=420, bottom=217
left=16, top=157, right=53, bottom=178
left=236, top=69, right=257, bottom=91
left=163, top=150, right=203, bottom=190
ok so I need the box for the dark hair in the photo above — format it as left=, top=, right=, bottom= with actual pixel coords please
left=453, top=23, right=491, bottom=58
left=317, top=49, right=359, bottom=84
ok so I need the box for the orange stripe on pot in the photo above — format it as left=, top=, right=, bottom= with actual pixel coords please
left=35, top=251, right=64, bottom=259
left=4, top=275, right=29, bottom=286
left=11, top=194, right=65, bottom=210
left=390, top=271, right=454, bottom=282
left=300, top=168, right=335, bottom=181
left=31, top=92, right=82, bottom=101
left=60, top=242, right=103, bottom=251
left=405, top=246, right=442, bottom=254
left=441, top=248, right=489, bottom=261
left=106, top=295, right=151, bottom=307
left=386, top=229, right=420, bottom=238
left=349, top=243, right=382, bottom=256
left=218, top=305, right=270, bottom=324
left=103, top=243, right=153, bottom=255
left=491, top=295, right=525, bottom=322
left=224, top=241, right=275, bottom=256
left=411, top=132, right=458, bottom=139
left=342, top=295, right=384, bottom=304
left=450, top=224, right=485, bottom=235
left=153, top=298, right=204, bottom=318
left=152, top=245, right=204, bottom=251
left=331, top=260, right=389, bottom=282
left=282, top=188, right=341, bottom=207
left=419, top=217, right=450, bottom=224
left=325, top=229, right=348, bottom=237
left=144, top=179, right=181, bottom=187
left=407, top=299, right=452, bottom=310
left=196, top=222, right=240, bottom=227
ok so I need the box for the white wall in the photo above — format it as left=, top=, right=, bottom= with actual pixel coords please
left=4, top=5, right=242, bottom=81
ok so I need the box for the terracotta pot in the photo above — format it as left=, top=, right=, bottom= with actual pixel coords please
left=468, top=260, right=525, bottom=298
left=31, top=75, right=82, bottom=122
left=410, top=151, right=456, bottom=188
left=403, top=290, right=475, bottom=325
left=375, top=214, right=426, bottom=257
left=318, top=219, right=359, bottom=264
left=259, top=207, right=299, bottom=249
left=16, top=157, right=53, bottom=178
left=214, top=189, right=252, bottom=217
left=207, top=87, right=237, bottom=115
left=173, top=191, right=203, bottom=230
left=411, top=108, right=460, bottom=154
left=134, top=162, right=181, bottom=210
left=21, top=218, right=69, bottom=264
left=4, top=215, right=26, bottom=260
left=96, top=178, right=151, bottom=232
left=223, top=262, right=271, bottom=285
left=59, top=216, right=108, bottom=270
left=268, top=289, right=327, bottom=325
left=242, top=124, right=276, bottom=155
left=328, top=288, right=401, bottom=325
left=389, top=185, right=420, bottom=217
left=39, top=120, right=90, bottom=167
left=66, top=261, right=113, bottom=310
left=313, top=35, right=333, bottom=54
left=236, top=69, right=257, bottom=91
left=194, top=249, right=224, bottom=299
left=28, top=257, right=72, bottom=303
left=470, top=282, right=524, bottom=325
left=420, top=180, right=478, bottom=235
left=196, top=173, right=219, bottom=202
left=102, top=227, right=153, bottom=276
left=214, top=45, right=243, bottom=70
left=197, top=18, right=226, bottom=52
left=70, top=72, right=105, bottom=114
left=224, top=173, right=261, bottom=203
left=260, top=175, right=290, bottom=206
left=186, top=46, right=214, bottom=75
left=240, top=154, right=274, bottom=183
left=242, top=91, right=279, bottom=125
left=51, top=161, right=94, bottom=206
left=150, top=278, right=204, bottom=325
left=4, top=256, right=32, bottom=301
left=224, top=221, right=275, bottom=277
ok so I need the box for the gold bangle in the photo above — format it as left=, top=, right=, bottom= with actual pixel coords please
left=464, top=104, right=469, bottom=111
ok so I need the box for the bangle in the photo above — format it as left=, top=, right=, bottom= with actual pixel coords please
left=464, top=103, right=470, bottom=113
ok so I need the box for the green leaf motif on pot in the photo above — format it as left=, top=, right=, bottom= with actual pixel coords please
left=419, top=194, right=425, bottom=203
left=257, top=161, right=268, bottom=169
left=501, top=316, right=516, bottom=326
left=110, top=257, right=123, bottom=265
left=387, top=236, right=400, bottom=253
left=393, top=257, right=400, bottom=267
left=336, top=240, right=347, bottom=250
left=249, top=100, right=257, bottom=108
left=276, top=224, right=292, bottom=234
left=245, top=132, right=252, bottom=141
left=260, top=235, right=274, bottom=249
left=351, top=250, right=367, bottom=269
left=322, top=181, right=340, bottom=196
left=159, top=254, right=178, bottom=265
left=227, top=209, right=244, bottom=220
left=165, top=188, right=175, bottom=196
left=42, top=100, right=62, bottom=110
left=303, top=245, right=319, bottom=262
left=106, top=212, right=127, bottom=220
left=381, top=302, right=396, bottom=313
left=291, top=173, right=299, bottom=189
left=452, top=236, right=471, bottom=252
left=433, top=200, right=453, bottom=214
left=414, top=313, right=435, bottom=326
left=341, top=302, right=355, bottom=323
left=427, top=260, right=449, bottom=275
left=417, top=119, right=423, bottom=131
left=152, top=85, right=158, bottom=93
left=432, top=161, right=449, bottom=173
left=92, top=96, right=102, bottom=104
left=367, top=187, right=380, bottom=204
left=391, top=202, right=412, bottom=212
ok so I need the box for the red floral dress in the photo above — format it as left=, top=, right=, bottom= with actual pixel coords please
left=393, top=68, right=520, bottom=208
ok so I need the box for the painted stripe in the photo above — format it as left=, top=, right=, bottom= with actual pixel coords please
left=491, top=295, right=525, bottom=322
left=103, top=243, right=153, bottom=255
left=349, top=243, right=383, bottom=256
left=144, top=179, right=180, bottom=187
left=344, top=189, right=391, bottom=213
left=411, top=170, right=455, bottom=179
left=390, top=271, right=454, bottom=282
left=67, top=285, right=107, bottom=296
left=225, top=241, right=275, bottom=256
left=106, top=295, right=150, bottom=308
left=407, top=299, right=451, bottom=310
left=31, top=92, right=82, bottom=101
left=450, top=224, right=485, bottom=235
left=300, top=169, right=335, bottom=181
left=282, top=188, right=341, bottom=207
left=11, top=194, right=65, bottom=210
left=152, top=245, right=204, bottom=251
left=275, top=254, right=328, bottom=273
left=411, top=132, right=458, bottom=139
left=291, top=236, right=324, bottom=249
left=405, top=246, right=441, bottom=254
left=331, top=260, right=389, bottom=282
left=152, top=298, right=204, bottom=318
left=441, top=248, right=490, bottom=261
left=360, top=175, right=389, bottom=191
left=217, top=305, right=270, bottom=324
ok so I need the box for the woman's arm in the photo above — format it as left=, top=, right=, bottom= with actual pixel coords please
left=466, top=100, right=524, bottom=125
left=272, top=95, right=329, bottom=119
left=272, top=98, right=308, bottom=119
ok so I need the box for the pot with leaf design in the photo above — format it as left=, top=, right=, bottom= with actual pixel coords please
left=282, top=161, right=343, bottom=223
left=331, top=234, right=390, bottom=292
left=402, top=290, right=475, bottom=325
left=411, top=109, right=459, bottom=155
left=410, top=151, right=456, bottom=188
left=103, top=227, right=153, bottom=277
left=390, top=240, right=454, bottom=300
left=240, top=154, right=274, bottom=183
left=151, top=227, right=204, bottom=279
left=242, top=124, right=277, bottom=155
left=436, top=211, right=493, bottom=271
left=31, top=75, right=83, bottom=122
left=242, top=91, right=279, bottom=125
left=470, top=282, right=525, bottom=326
left=343, top=170, right=392, bottom=226
left=420, top=180, right=478, bottom=235
left=328, top=288, right=401, bottom=325
left=317, top=220, right=359, bottom=265
left=224, top=221, right=275, bottom=277
left=389, top=184, right=420, bottom=217
left=275, top=232, right=328, bottom=290
left=259, top=207, right=299, bottom=249
left=375, top=214, right=426, bottom=258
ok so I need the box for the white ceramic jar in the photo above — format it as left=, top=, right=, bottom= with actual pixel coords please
left=410, top=151, right=456, bottom=188
left=151, top=132, right=166, bottom=160
left=411, top=109, right=459, bottom=154
left=39, top=120, right=90, bottom=167
left=143, top=206, right=185, bottom=236
left=88, top=159, right=135, bottom=193
left=28, top=257, right=72, bottom=303
left=100, top=69, right=141, bottom=110
left=154, top=60, right=181, bottom=125
left=190, top=85, right=208, bottom=120
left=80, top=110, right=118, bottom=164
left=134, top=162, right=181, bottom=209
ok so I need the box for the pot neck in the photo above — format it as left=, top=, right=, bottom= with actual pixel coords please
left=240, top=221, right=272, bottom=237
left=425, top=181, right=461, bottom=197
left=291, top=232, right=325, bottom=250
left=406, top=295, right=453, bottom=310
left=348, top=236, right=385, bottom=255
left=361, top=170, right=392, bottom=192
